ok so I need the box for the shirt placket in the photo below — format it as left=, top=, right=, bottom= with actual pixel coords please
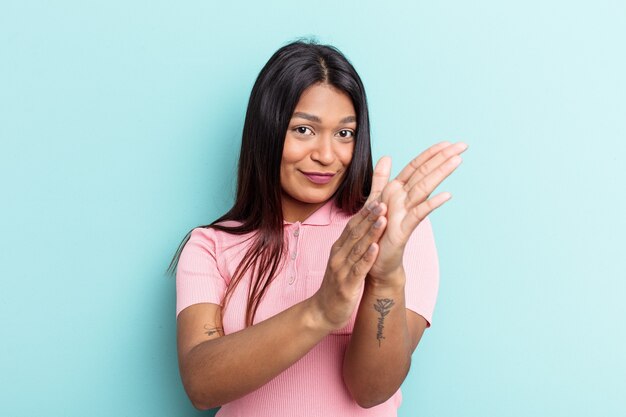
left=287, top=222, right=301, bottom=286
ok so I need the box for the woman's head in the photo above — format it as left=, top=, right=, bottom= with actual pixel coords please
left=280, top=82, right=356, bottom=222
left=235, top=39, right=373, bottom=225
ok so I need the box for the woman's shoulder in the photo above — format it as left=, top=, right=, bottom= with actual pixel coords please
left=213, top=219, right=244, bottom=228
left=189, top=222, right=256, bottom=254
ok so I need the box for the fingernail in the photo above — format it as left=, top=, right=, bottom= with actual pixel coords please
left=373, top=218, right=383, bottom=228
left=367, top=201, right=378, bottom=211
left=372, top=205, right=383, bottom=215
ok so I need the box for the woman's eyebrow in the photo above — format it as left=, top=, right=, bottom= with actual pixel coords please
left=292, top=112, right=356, bottom=124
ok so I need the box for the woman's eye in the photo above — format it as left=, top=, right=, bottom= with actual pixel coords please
left=295, top=126, right=313, bottom=135
left=338, top=130, right=354, bottom=139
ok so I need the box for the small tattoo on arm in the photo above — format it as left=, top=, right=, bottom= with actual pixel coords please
left=203, top=324, right=223, bottom=337
left=374, top=298, right=395, bottom=347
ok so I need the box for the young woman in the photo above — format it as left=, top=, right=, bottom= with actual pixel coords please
left=169, top=40, right=467, bottom=416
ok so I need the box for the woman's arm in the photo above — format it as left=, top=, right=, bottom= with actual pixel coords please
left=178, top=299, right=330, bottom=410
left=342, top=270, right=428, bottom=408
left=343, top=141, right=467, bottom=407
left=177, top=200, right=388, bottom=410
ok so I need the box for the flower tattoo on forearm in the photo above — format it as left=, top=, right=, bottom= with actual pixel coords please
left=374, top=298, right=395, bottom=347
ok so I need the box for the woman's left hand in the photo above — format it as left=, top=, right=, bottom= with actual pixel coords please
left=365, top=141, right=468, bottom=285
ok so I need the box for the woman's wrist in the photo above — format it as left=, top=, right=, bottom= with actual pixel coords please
left=365, top=267, right=406, bottom=294
left=302, top=294, right=340, bottom=334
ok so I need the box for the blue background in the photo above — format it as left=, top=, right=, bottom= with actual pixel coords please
left=1, top=1, right=625, bottom=416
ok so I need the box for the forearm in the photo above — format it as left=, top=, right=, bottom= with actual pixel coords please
left=182, top=297, right=331, bottom=409
left=342, top=270, right=412, bottom=408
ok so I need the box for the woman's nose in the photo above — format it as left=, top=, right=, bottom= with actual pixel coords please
left=310, top=136, right=334, bottom=165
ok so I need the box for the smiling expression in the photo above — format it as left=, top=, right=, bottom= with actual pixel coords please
left=280, top=82, right=357, bottom=222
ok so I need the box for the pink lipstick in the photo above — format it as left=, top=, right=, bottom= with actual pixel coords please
left=301, top=171, right=335, bottom=184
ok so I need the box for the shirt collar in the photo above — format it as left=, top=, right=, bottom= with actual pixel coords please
left=283, top=199, right=336, bottom=226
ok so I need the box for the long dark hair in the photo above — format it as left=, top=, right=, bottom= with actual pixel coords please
left=167, top=39, right=373, bottom=326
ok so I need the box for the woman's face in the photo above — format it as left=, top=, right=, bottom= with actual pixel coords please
left=280, top=82, right=357, bottom=222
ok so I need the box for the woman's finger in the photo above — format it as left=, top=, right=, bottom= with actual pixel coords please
left=394, top=141, right=451, bottom=184
left=404, top=142, right=468, bottom=191
left=347, top=241, right=380, bottom=286
left=402, top=192, right=452, bottom=233
left=406, top=155, right=462, bottom=207
left=343, top=212, right=387, bottom=267
left=332, top=200, right=385, bottom=258
left=365, top=156, right=392, bottom=204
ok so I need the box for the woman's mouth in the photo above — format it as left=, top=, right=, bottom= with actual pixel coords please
left=300, top=171, right=336, bottom=185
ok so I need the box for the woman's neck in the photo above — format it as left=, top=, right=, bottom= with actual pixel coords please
left=281, top=193, right=328, bottom=223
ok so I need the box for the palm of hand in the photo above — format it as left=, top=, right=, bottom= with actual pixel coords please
left=365, top=141, right=467, bottom=283
left=368, top=180, right=413, bottom=280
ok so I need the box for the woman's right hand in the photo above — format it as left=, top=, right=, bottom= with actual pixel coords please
left=311, top=199, right=388, bottom=330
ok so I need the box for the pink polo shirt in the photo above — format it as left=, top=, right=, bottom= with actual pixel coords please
left=176, top=199, right=440, bottom=417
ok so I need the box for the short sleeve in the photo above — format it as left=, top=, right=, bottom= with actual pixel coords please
left=175, top=227, right=227, bottom=318
left=403, top=216, right=440, bottom=328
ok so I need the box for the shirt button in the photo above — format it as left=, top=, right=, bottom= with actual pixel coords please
left=289, top=276, right=295, bottom=284
left=293, top=229, right=299, bottom=237
left=291, top=253, right=297, bottom=260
